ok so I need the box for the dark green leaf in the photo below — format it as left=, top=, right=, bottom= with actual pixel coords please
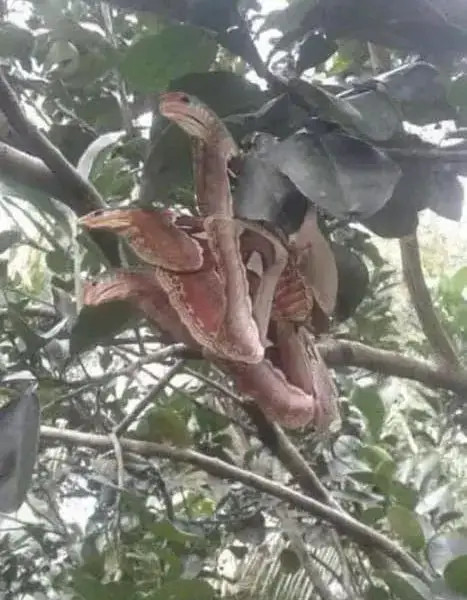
left=69, top=301, right=138, bottom=355
left=0, top=23, right=34, bottom=62
left=268, top=128, right=401, bottom=220
left=387, top=505, right=425, bottom=552
left=150, top=518, right=202, bottom=545
left=377, top=570, right=432, bottom=600
left=279, top=548, right=302, bottom=574
left=0, top=229, right=21, bottom=253
left=296, top=31, right=337, bottom=74
left=152, top=578, right=216, bottom=600
left=351, top=387, right=385, bottom=440
left=168, top=71, right=264, bottom=117
left=120, top=25, right=218, bottom=92
left=444, top=555, right=467, bottom=596
left=0, top=385, right=40, bottom=513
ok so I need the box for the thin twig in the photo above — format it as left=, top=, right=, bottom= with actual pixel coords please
left=40, top=424, right=430, bottom=583
left=399, top=232, right=460, bottom=368
left=113, top=360, right=185, bottom=436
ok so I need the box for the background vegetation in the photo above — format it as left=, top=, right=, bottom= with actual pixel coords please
left=0, top=0, right=467, bottom=598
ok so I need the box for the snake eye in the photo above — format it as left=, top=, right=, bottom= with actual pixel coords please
left=179, top=94, right=190, bottom=104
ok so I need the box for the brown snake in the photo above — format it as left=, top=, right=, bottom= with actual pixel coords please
left=80, top=92, right=340, bottom=430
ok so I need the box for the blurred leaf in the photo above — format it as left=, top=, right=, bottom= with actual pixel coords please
left=279, top=548, right=302, bottom=574
left=77, top=131, right=125, bottom=181
left=150, top=518, right=202, bottom=545
left=296, top=31, right=337, bottom=74
left=168, top=70, right=265, bottom=117
left=387, top=505, right=425, bottom=552
left=151, top=579, right=216, bottom=600
left=137, top=406, right=193, bottom=447
left=333, top=243, right=369, bottom=321
left=377, top=570, right=432, bottom=600
left=351, top=387, right=385, bottom=440
left=268, top=127, right=401, bottom=220
left=43, top=39, right=80, bottom=78
left=365, top=584, right=391, bottom=600
left=0, top=229, right=21, bottom=253
left=0, top=385, right=40, bottom=513
left=120, top=25, right=218, bottom=92
left=70, top=301, right=138, bottom=355
left=448, top=74, right=467, bottom=109
left=449, top=266, right=467, bottom=295
left=0, top=23, right=34, bottom=62
left=444, top=555, right=467, bottom=596
left=427, top=532, right=467, bottom=575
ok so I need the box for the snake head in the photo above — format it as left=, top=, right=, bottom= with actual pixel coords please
left=83, top=270, right=197, bottom=348
left=159, top=91, right=238, bottom=160
left=80, top=208, right=204, bottom=273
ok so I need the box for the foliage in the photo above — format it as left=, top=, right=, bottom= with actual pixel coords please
left=0, top=1, right=465, bottom=599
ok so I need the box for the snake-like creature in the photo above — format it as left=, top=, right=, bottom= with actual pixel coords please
left=80, top=92, right=339, bottom=430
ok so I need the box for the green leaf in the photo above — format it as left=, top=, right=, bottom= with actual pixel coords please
left=120, top=25, right=218, bottom=92
left=150, top=518, right=202, bottom=545
left=444, top=556, right=467, bottom=596
left=0, top=23, right=34, bottom=62
left=365, top=584, right=391, bottom=600
left=448, top=74, right=467, bottom=109
left=0, top=385, right=40, bottom=513
left=377, top=570, right=432, bottom=600
left=77, top=131, right=125, bottom=181
left=152, top=579, right=216, bottom=600
left=279, top=548, right=302, bottom=574
left=387, top=505, right=425, bottom=552
left=69, top=301, right=138, bottom=355
left=43, top=39, right=80, bottom=77
left=449, top=266, right=467, bottom=295
left=351, top=387, right=385, bottom=440
left=0, top=230, right=21, bottom=253
left=137, top=406, right=193, bottom=447
left=168, top=71, right=265, bottom=117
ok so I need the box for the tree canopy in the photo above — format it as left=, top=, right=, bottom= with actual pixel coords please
left=0, top=0, right=467, bottom=599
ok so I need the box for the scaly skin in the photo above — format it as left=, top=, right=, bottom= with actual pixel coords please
left=79, top=93, right=340, bottom=429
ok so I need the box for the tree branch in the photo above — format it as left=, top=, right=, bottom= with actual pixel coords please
left=320, top=339, right=467, bottom=395
left=0, top=70, right=120, bottom=265
left=399, top=233, right=460, bottom=368
left=40, top=424, right=429, bottom=582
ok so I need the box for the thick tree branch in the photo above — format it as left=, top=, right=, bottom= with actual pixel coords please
left=0, top=71, right=120, bottom=265
left=320, top=339, right=467, bottom=395
left=399, top=233, right=460, bottom=368
left=40, top=424, right=429, bottom=582
left=0, top=69, right=105, bottom=213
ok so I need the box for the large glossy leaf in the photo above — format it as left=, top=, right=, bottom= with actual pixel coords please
left=168, top=71, right=265, bottom=117
left=233, top=132, right=309, bottom=233
left=332, top=243, right=369, bottom=321
left=0, top=385, right=40, bottom=513
left=267, top=127, right=401, bottom=220
left=120, top=25, right=218, bottom=92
